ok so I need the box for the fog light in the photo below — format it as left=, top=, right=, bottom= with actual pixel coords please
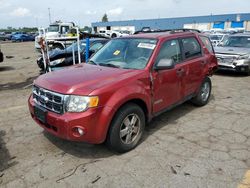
left=78, top=128, right=84, bottom=136
left=72, top=127, right=85, bottom=137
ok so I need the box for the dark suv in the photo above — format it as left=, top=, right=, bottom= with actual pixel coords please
left=28, top=29, right=217, bottom=152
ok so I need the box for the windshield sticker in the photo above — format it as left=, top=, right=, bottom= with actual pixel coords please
left=113, top=50, right=121, bottom=56
left=248, top=38, right=250, bottom=41
left=138, top=43, right=156, bottom=50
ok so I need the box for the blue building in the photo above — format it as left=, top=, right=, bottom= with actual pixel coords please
left=92, top=13, right=250, bottom=33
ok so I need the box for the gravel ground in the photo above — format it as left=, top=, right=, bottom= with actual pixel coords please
left=0, top=42, right=250, bottom=188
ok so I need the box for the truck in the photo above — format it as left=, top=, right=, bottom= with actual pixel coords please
left=35, top=21, right=77, bottom=51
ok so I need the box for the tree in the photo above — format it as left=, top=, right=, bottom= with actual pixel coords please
left=102, top=13, right=108, bottom=22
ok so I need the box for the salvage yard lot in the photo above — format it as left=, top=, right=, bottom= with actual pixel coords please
left=0, top=42, right=250, bottom=188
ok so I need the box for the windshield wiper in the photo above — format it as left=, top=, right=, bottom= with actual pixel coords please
left=99, top=63, right=120, bottom=68
left=88, top=60, right=97, bottom=65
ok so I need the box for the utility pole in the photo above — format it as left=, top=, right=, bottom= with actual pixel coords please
left=48, top=8, right=51, bottom=24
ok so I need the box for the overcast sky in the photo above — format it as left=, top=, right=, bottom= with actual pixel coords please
left=0, top=0, right=250, bottom=28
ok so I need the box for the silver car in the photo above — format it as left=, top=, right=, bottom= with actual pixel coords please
left=214, top=33, right=250, bottom=75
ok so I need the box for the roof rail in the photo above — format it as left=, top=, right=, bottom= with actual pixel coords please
left=134, top=28, right=201, bottom=34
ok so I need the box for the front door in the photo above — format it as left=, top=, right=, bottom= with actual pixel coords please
left=151, top=39, right=184, bottom=113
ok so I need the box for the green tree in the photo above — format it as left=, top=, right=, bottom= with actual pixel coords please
left=102, top=13, right=108, bottom=22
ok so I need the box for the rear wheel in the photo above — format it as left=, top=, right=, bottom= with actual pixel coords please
left=111, top=33, right=117, bottom=38
left=191, top=77, right=211, bottom=106
left=106, top=103, right=145, bottom=153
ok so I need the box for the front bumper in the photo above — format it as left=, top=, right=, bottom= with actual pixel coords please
left=217, top=61, right=249, bottom=73
left=28, top=95, right=114, bottom=144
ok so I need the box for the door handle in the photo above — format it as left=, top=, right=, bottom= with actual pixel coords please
left=176, top=68, right=184, bottom=74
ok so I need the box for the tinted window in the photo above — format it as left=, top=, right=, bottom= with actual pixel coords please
left=200, top=36, right=214, bottom=53
left=156, top=39, right=181, bottom=64
left=181, top=37, right=201, bottom=59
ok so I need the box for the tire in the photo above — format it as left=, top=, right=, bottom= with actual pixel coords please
left=106, top=103, right=145, bottom=153
left=111, top=33, right=117, bottom=38
left=191, top=77, right=211, bottom=106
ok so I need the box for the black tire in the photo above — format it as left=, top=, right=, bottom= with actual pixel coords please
left=191, top=77, right=211, bottom=106
left=111, top=33, right=117, bottom=38
left=106, top=103, right=145, bottom=153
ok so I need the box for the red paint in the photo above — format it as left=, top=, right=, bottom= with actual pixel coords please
left=28, top=32, right=217, bottom=144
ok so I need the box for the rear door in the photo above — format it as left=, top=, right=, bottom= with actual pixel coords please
left=180, top=37, right=204, bottom=97
left=151, top=39, right=183, bottom=113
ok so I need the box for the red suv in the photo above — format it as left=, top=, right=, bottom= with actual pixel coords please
left=28, top=29, right=217, bottom=152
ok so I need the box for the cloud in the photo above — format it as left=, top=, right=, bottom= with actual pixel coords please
left=10, top=7, right=31, bottom=17
left=107, top=7, right=123, bottom=16
left=85, top=10, right=97, bottom=15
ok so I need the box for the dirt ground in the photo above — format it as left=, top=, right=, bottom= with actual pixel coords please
left=0, top=42, right=250, bottom=188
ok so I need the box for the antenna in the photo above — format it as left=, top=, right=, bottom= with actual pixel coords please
left=48, top=8, right=52, bottom=24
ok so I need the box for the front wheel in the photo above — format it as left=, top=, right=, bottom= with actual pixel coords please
left=106, top=103, right=145, bottom=153
left=191, top=77, right=212, bottom=106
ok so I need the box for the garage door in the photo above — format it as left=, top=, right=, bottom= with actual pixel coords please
left=231, top=21, right=244, bottom=28
left=213, top=22, right=225, bottom=29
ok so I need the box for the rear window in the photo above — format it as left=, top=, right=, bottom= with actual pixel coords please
left=200, top=36, right=214, bottom=53
left=181, top=37, right=202, bottom=59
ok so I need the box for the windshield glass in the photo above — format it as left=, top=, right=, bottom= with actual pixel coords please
left=222, top=36, right=250, bottom=48
left=66, top=41, right=86, bottom=52
left=210, top=35, right=223, bottom=41
left=90, top=38, right=157, bottom=69
left=48, top=25, right=59, bottom=32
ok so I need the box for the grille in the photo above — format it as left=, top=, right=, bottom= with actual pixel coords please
left=32, top=85, right=65, bottom=114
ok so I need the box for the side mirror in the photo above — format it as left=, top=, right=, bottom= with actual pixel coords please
left=154, top=59, right=175, bottom=70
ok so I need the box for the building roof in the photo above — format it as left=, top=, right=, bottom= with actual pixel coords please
left=92, top=13, right=250, bottom=30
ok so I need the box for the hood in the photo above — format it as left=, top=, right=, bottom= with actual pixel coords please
left=215, top=46, right=250, bottom=56
left=49, top=48, right=65, bottom=58
left=34, top=64, right=141, bottom=95
left=45, top=32, right=59, bottom=39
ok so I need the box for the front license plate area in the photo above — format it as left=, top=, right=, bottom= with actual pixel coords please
left=34, top=106, right=47, bottom=124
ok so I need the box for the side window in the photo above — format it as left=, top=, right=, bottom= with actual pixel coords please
left=90, top=43, right=104, bottom=52
left=200, top=36, right=214, bottom=53
left=156, top=39, right=181, bottom=64
left=181, top=37, right=202, bottom=59
left=61, top=26, right=70, bottom=34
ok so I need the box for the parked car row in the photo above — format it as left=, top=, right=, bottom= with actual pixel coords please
left=0, top=32, right=36, bottom=42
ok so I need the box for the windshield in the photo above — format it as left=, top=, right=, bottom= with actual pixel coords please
left=222, top=36, right=250, bottom=48
left=210, top=35, right=223, bottom=41
left=48, top=25, right=59, bottom=32
left=66, top=41, right=86, bottom=52
left=89, top=38, right=157, bottom=69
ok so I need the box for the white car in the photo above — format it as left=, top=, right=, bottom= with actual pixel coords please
left=98, top=30, right=130, bottom=38
left=209, top=34, right=229, bottom=47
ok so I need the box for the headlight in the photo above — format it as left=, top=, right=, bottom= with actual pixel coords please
left=66, top=95, right=99, bottom=112
left=49, top=58, right=65, bottom=66
left=237, top=54, right=250, bottom=60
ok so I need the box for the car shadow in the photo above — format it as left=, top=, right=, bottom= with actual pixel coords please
left=141, top=101, right=197, bottom=143
left=44, top=97, right=208, bottom=157
left=0, top=66, right=15, bottom=72
left=43, top=132, right=115, bottom=159
left=0, top=76, right=37, bottom=91
left=0, top=130, right=18, bottom=173
left=215, top=70, right=248, bottom=77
